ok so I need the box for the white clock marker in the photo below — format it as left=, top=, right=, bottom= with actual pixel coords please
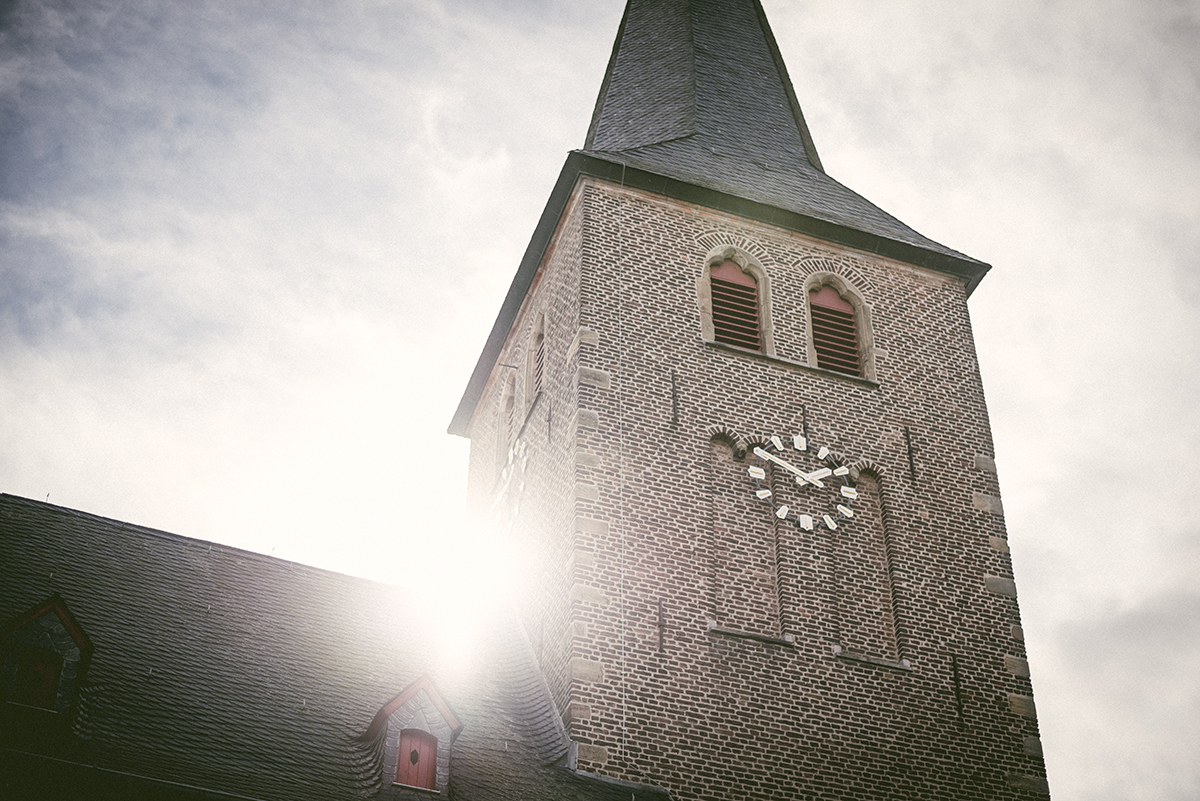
left=837, top=505, right=853, bottom=517
left=756, top=489, right=772, bottom=499
left=776, top=505, right=790, bottom=519
left=840, top=486, right=858, bottom=499
left=793, top=434, right=807, bottom=451
left=771, top=435, right=784, bottom=450
left=833, top=466, right=849, bottom=476
left=823, top=515, right=837, bottom=530
left=799, top=515, right=813, bottom=530
left=817, top=446, right=831, bottom=460
left=748, top=466, right=766, bottom=480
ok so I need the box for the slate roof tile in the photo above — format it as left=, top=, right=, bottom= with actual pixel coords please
left=0, top=494, right=670, bottom=801
left=584, top=0, right=981, bottom=263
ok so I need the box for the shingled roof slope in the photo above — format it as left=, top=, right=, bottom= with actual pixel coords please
left=583, top=0, right=978, bottom=263
left=0, top=494, right=670, bottom=801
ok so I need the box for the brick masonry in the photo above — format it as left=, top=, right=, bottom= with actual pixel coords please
left=464, top=178, right=1048, bottom=799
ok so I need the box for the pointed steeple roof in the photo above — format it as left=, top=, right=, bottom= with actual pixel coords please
left=448, top=0, right=990, bottom=437
left=580, top=0, right=973, bottom=263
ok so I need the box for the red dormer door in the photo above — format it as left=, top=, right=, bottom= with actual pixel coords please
left=395, top=729, right=437, bottom=790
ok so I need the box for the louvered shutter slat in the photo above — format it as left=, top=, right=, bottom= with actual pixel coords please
left=533, top=336, right=545, bottom=394
left=711, top=271, right=761, bottom=351
left=810, top=290, right=860, bottom=376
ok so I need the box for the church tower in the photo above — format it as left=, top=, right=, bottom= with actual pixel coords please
left=449, top=1, right=1049, bottom=798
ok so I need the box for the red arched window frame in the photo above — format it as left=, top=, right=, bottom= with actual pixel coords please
left=709, top=260, right=761, bottom=351
left=809, top=285, right=860, bottom=376
left=395, top=728, right=438, bottom=790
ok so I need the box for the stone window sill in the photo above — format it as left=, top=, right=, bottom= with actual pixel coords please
left=704, top=340, right=879, bottom=389
left=392, top=782, right=440, bottom=795
left=832, top=645, right=912, bottom=671
left=707, top=624, right=795, bottom=647
left=5, top=701, right=59, bottom=713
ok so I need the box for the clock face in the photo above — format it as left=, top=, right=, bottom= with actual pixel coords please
left=746, top=433, right=857, bottom=530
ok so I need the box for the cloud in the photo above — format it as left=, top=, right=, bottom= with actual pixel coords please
left=1041, top=579, right=1200, bottom=800
left=1, top=1, right=1198, bottom=797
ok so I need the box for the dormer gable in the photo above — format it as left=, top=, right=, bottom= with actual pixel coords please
left=1, top=593, right=92, bottom=716
left=361, top=676, right=463, bottom=796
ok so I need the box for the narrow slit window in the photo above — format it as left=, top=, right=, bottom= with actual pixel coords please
left=528, top=313, right=545, bottom=402
left=395, top=729, right=438, bottom=789
left=809, top=285, right=860, bottom=376
left=710, top=260, right=761, bottom=351
left=532, top=333, right=545, bottom=395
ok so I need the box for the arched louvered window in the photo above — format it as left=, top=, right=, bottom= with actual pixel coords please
left=395, top=729, right=438, bottom=789
left=809, top=285, right=860, bottom=376
left=709, top=260, right=761, bottom=351
left=527, top=313, right=545, bottom=402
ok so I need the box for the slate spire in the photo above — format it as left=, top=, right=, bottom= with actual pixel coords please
left=585, top=0, right=823, bottom=171
left=581, top=0, right=975, bottom=262
left=448, top=0, right=989, bottom=436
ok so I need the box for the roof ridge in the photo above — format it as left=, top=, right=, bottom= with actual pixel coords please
left=0, top=493, right=415, bottom=594
left=749, top=0, right=823, bottom=172
left=587, top=131, right=699, bottom=156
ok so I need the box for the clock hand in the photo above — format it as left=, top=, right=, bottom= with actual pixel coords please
left=752, top=447, right=807, bottom=478
left=753, top=447, right=837, bottom=489
left=795, top=469, right=826, bottom=488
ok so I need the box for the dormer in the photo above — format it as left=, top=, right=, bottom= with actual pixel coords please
left=1, top=594, right=92, bottom=716
left=361, top=676, right=463, bottom=796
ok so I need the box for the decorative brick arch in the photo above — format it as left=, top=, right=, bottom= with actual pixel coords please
left=704, top=423, right=748, bottom=459
left=794, top=255, right=876, bottom=294
left=695, top=244, right=776, bottom=357
left=848, top=457, right=888, bottom=481
left=694, top=233, right=774, bottom=268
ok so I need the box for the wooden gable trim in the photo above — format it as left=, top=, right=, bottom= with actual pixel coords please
left=3, top=593, right=93, bottom=657
left=363, top=675, right=463, bottom=742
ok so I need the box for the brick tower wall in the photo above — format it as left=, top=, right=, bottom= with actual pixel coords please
left=466, top=177, right=1048, bottom=800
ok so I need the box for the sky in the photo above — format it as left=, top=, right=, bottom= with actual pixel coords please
left=1, top=0, right=1197, bottom=798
